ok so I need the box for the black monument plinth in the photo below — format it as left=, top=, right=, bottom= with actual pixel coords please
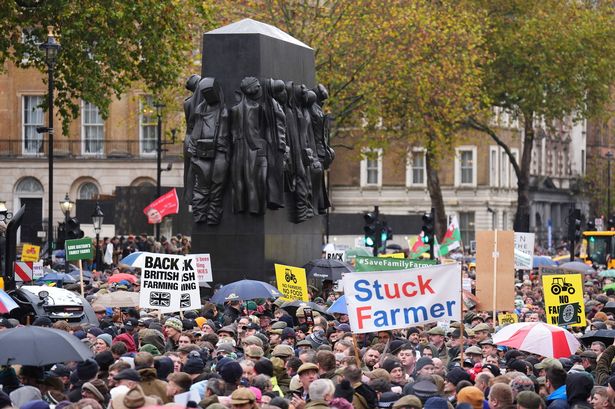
left=192, top=19, right=323, bottom=283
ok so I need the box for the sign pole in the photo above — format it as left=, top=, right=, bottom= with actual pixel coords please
left=459, top=263, right=465, bottom=364
left=492, top=230, right=498, bottom=324
left=78, top=259, right=84, bottom=297
left=351, top=333, right=362, bottom=368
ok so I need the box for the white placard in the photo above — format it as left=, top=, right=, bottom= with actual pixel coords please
left=139, top=253, right=200, bottom=312
left=187, top=253, right=213, bottom=283
left=342, top=263, right=461, bottom=333
left=514, top=232, right=535, bottom=270
left=32, top=261, right=44, bottom=280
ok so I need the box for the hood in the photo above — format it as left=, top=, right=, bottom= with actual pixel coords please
left=547, top=385, right=567, bottom=402
left=566, top=372, right=593, bottom=403
left=113, top=333, right=136, bottom=353
left=137, top=367, right=158, bottom=381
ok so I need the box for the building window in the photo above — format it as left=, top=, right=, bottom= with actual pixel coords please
left=406, top=149, right=426, bottom=186
left=140, top=95, right=157, bottom=155
left=500, top=150, right=509, bottom=188
left=489, top=146, right=498, bottom=187
left=360, top=148, right=383, bottom=187
left=455, top=146, right=477, bottom=187
left=22, top=95, right=44, bottom=155
left=78, top=182, right=99, bottom=200
left=15, top=177, right=43, bottom=194
left=82, top=101, right=104, bottom=155
left=459, top=211, right=475, bottom=244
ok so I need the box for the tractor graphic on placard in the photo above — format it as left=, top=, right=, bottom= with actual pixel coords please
left=551, top=277, right=575, bottom=295
left=285, top=268, right=298, bottom=284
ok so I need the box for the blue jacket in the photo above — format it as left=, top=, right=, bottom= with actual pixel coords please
left=547, top=385, right=569, bottom=409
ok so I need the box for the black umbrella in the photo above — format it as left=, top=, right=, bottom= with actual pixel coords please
left=0, top=326, right=93, bottom=366
left=303, top=259, right=353, bottom=281
left=280, top=300, right=334, bottom=321
left=580, top=330, right=615, bottom=346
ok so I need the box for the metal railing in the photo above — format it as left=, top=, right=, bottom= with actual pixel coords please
left=0, top=138, right=182, bottom=159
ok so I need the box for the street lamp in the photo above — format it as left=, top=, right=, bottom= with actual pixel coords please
left=59, top=193, right=74, bottom=273
left=40, top=26, right=60, bottom=256
left=607, top=152, right=613, bottom=221
left=91, top=202, right=104, bottom=270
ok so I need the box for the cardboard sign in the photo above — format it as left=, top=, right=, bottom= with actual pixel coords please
left=475, top=230, right=515, bottom=311
left=514, top=233, right=535, bottom=270
left=325, top=250, right=345, bottom=262
left=498, top=313, right=518, bottom=326
left=275, top=264, right=309, bottom=302
left=65, top=238, right=93, bottom=261
left=355, top=256, right=436, bottom=272
left=186, top=254, right=213, bottom=282
left=21, top=243, right=40, bottom=262
left=139, top=253, right=200, bottom=312
left=542, top=273, right=586, bottom=327
left=342, top=263, right=462, bottom=333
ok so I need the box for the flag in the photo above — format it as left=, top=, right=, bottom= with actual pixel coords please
left=409, top=232, right=430, bottom=259
left=143, top=188, right=180, bottom=224
left=439, top=216, right=461, bottom=256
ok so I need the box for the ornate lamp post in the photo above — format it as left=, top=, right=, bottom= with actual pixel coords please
left=91, top=202, right=104, bottom=270
left=59, top=194, right=74, bottom=273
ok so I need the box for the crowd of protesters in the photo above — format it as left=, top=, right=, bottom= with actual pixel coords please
left=1, top=254, right=615, bottom=409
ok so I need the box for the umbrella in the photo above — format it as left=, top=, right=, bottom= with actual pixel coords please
left=0, top=290, right=18, bottom=314
left=280, top=300, right=334, bottom=320
left=119, top=252, right=147, bottom=267
left=211, top=279, right=283, bottom=304
left=533, top=256, right=556, bottom=268
left=599, top=269, right=615, bottom=278
left=580, top=330, right=615, bottom=346
left=0, top=326, right=93, bottom=365
left=68, top=270, right=92, bottom=281
left=92, top=290, right=140, bottom=308
left=344, top=247, right=372, bottom=259
left=559, top=261, right=594, bottom=274
left=303, top=259, right=353, bottom=281
left=38, top=272, right=77, bottom=283
left=605, top=283, right=615, bottom=292
left=327, top=295, right=348, bottom=314
left=107, top=273, right=137, bottom=284
left=492, top=322, right=580, bottom=358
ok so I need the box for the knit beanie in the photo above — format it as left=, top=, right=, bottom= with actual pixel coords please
left=415, top=357, right=434, bottom=373
left=219, top=361, right=243, bottom=384
left=457, top=386, right=485, bottom=409
left=76, top=359, right=100, bottom=381
left=96, top=333, right=113, bottom=347
left=139, top=344, right=161, bottom=356
left=183, top=352, right=205, bottom=375
left=382, top=359, right=403, bottom=374
left=165, top=317, right=183, bottom=332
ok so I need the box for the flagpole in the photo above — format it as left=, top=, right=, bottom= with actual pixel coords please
left=459, top=235, right=466, bottom=365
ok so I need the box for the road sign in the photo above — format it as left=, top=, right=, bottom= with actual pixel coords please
left=14, top=261, right=33, bottom=282
left=65, top=238, right=93, bottom=261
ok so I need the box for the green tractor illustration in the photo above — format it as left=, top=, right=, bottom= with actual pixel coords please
left=551, top=277, right=575, bottom=295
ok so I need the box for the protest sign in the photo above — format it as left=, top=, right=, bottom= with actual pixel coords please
left=275, top=264, right=309, bottom=301
left=143, top=188, right=179, bottom=224
left=514, top=233, right=535, bottom=270
left=65, top=238, right=93, bottom=261
left=462, top=278, right=472, bottom=292
left=325, top=250, right=345, bottom=263
left=32, top=261, right=44, bottom=280
left=355, top=256, right=436, bottom=272
left=342, top=263, right=461, bottom=333
left=21, top=243, right=40, bottom=262
left=498, top=313, right=518, bottom=326
left=542, top=273, right=586, bottom=327
left=139, top=253, right=200, bottom=312
left=475, top=230, right=515, bottom=311
left=186, top=254, right=213, bottom=282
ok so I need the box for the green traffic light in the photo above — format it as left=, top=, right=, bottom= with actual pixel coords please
left=365, top=237, right=375, bottom=246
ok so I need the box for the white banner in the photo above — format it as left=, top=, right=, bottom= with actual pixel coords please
left=187, top=253, right=213, bottom=283
left=139, top=253, right=200, bottom=312
left=32, top=261, right=44, bottom=279
left=514, top=232, right=535, bottom=270
left=342, top=263, right=462, bottom=333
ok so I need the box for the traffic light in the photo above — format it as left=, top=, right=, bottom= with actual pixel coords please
left=567, top=209, right=581, bottom=242
left=364, top=211, right=378, bottom=248
left=66, top=217, right=84, bottom=240
left=587, top=218, right=595, bottom=231
left=422, top=209, right=435, bottom=259
left=381, top=221, right=393, bottom=243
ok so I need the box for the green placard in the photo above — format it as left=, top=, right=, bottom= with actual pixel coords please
left=355, top=256, right=437, bottom=272
left=65, top=237, right=93, bottom=261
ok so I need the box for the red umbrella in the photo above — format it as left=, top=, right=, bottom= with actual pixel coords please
left=107, top=273, right=137, bottom=284
left=492, top=322, right=580, bottom=358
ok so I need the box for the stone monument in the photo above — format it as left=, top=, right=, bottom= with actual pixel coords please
left=188, top=19, right=334, bottom=283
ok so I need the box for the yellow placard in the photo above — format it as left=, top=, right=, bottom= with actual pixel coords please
left=498, top=313, right=518, bottom=326
left=21, top=243, right=40, bottom=262
left=275, top=264, right=309, bottom=302
left=378, top=253, right=405, bottom=259
left=542, top=273, right=586, bottom=327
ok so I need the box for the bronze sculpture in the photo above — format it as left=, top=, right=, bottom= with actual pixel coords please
left=309, top=84, right=335, bottom=213
left=189, top=77, right=230, bottom=224
left=182, top=74, right=202, bottom=204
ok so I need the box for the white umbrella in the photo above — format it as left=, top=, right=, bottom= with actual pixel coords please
left=492, top=321, right=580, bottom=358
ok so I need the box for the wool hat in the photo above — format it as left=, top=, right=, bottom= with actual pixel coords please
left=415, top=357, right=434, bottom=373
left=306, top=330, right=328, bottom=348
left=113, top=368, right=142, bottom=382
left=219, top=360, right=243, bottom=384
left=164, top=317, right=183, bottom=332
left=424, top=397, right=449, bottom=409
left=96, top=333, right=113, bottom=347
left=534, top=357, right=563, bottom=370
left=482, top=364, right=501, bottom=376
left=139, top=328, right=165, bottom=353
left=76, top=359, right=100, bottom=381
left=244, top=345, right=264, bottom=359
left=271, top=344, right=295, bottom=358
left=139, top=344, right=161, bottom=356
left=379, top=392, right=403, bottom=409
left=446, top=367, right=471, bottom=385
left=297, top=363, right=319, bottom=376
left=368, top=368, right=391, bottom=382
left=510, top=376, right=535, bottom=396
left=508, top=359, right=530, bottom=373
left=427, top=327, right=445, bottom=336
left=243, top=335, right=264, bottom=348
left=111, top=385, right=157, bottom=409
left=183, top=352, right=205, bottom=375
left=393, top=394, right=423, bottom=409
left=465, top=346, right=483, bottom=355
left=457, top=386, right=485, bottom=409
left=214, top=342, right=235, bottom=355
left=87, top=327, right=104, bottom=337
left=473, top=323, right=491, bottom=332
left=82, top=380, right=108, bottom=402
left=281, top=327, right=296, bottom=340
left=32, top=316, right=52, bottom=327
left=230, top=388, right=256, bottom=405
left=95, top=351, right=114, bottom=371
left=382, top=359, right=403, bottom=374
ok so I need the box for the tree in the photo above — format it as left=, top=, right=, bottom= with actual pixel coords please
left=0, top=0, right=216, bottom=134
left=466, top=0, right=615, bottom=232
